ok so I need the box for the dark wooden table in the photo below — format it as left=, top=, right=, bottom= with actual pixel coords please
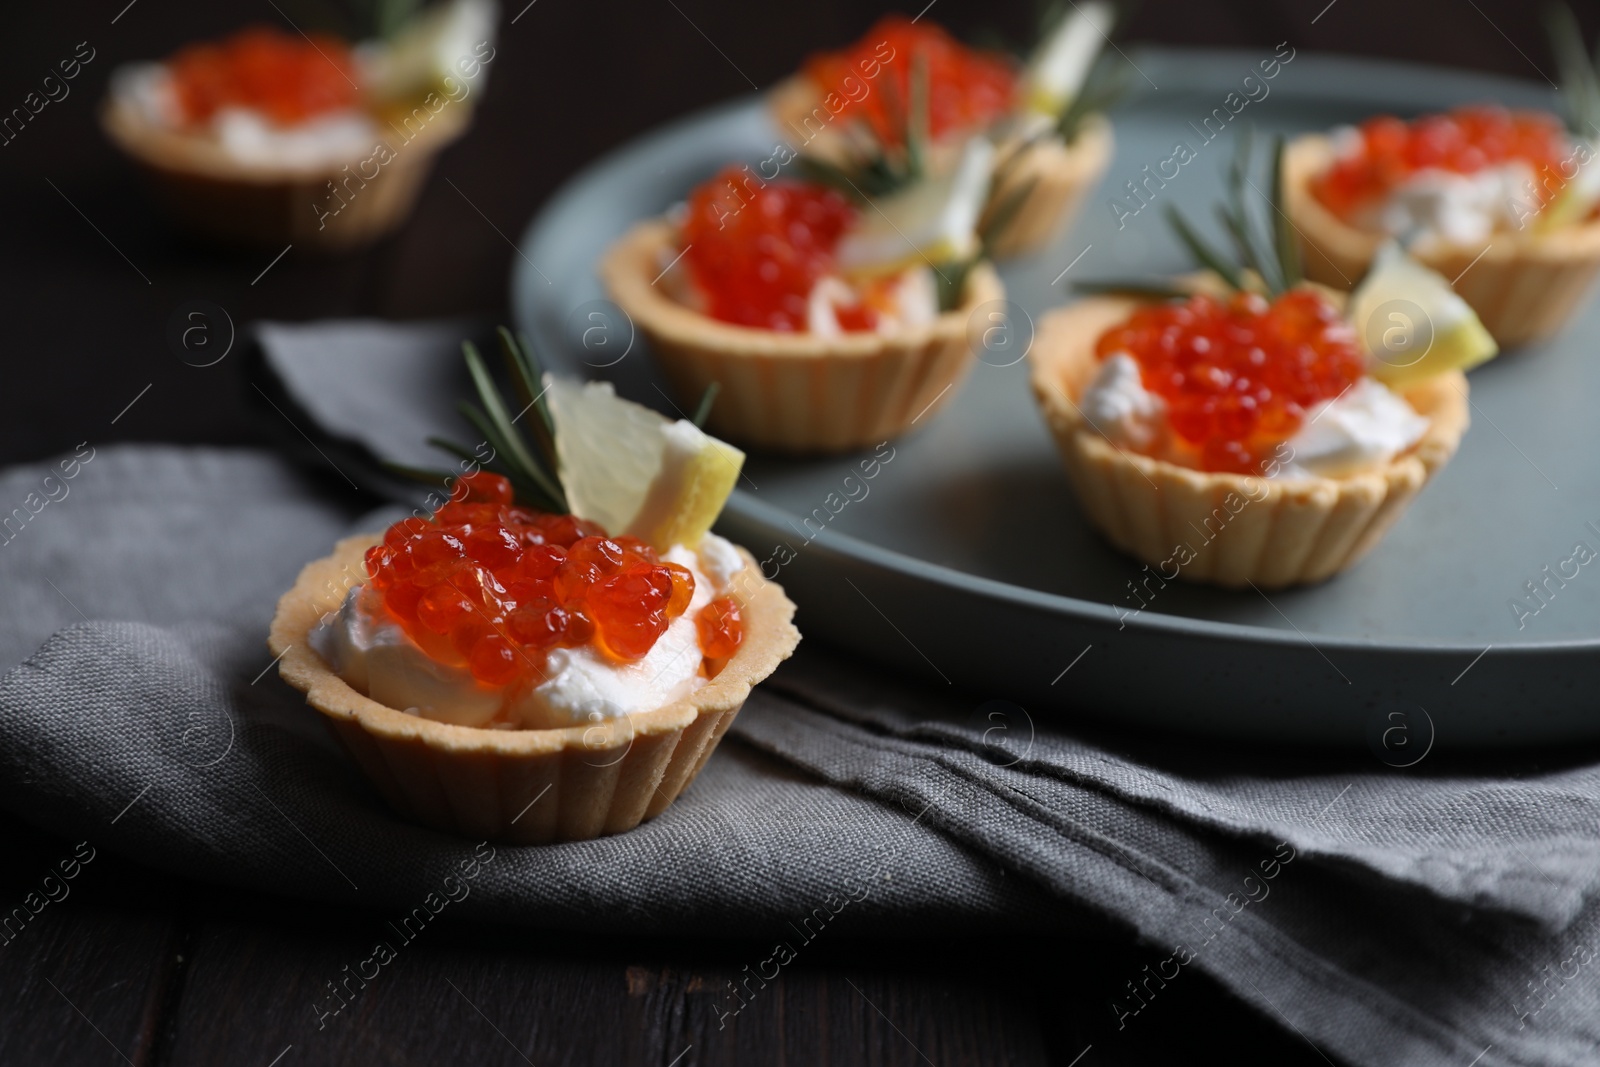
left=0, top=0, right=1572, bottom=1062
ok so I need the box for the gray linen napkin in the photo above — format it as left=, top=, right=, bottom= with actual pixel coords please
left=3, top=444, right=1599, bottom=1067
left=0, top=445, right=1057, bottom=936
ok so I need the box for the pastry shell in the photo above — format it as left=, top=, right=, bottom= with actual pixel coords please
left=601, top=219, right=1004, bottom=453
left=269, top=534, right=800, bottom=843
left=1029, top=291, right=1470, bottom=588
left=101, top=96, right=470, bottom=250
left=1284, top=133, right=1600, bottom=347
left=981, top=115, right=1114, bottom=259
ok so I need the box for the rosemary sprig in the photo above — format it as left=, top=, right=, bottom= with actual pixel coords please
left=1546, top=3, right=1600, bottom=138
left=906, top=52, right=931, bottom=184
left=800, top=48, right=932, bottom=202
left=372, top=0, right=423, bottom=38
left=387, top=329, right=726, bottom=517
left=1161, top=131, right=1299, bottom=298
left=1269, top=134, right=1302, bottom=289
left=936, top=172, right=1037, bottom=311
left=1165, top=204, right=1244, bottom=291
left=691, top=382, right=720, bottom=428
left=1071, top=278, right=1194, bottom=300
left=1217, top=127, right=1277, bottom=291
left=797, top=155, right=907, bottom=200
left=390, top=329, right=569, bottom=514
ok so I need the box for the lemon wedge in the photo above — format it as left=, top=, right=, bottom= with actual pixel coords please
left=1348, top=241, right=1497, bottom=387
left=361, top=0, right=497, bottom=104
left=835, top=137, right=995, bottom=278
left=1538, top=144, right=1600, bottom=231
left=1023, top=1, right=1115, bottom=117
left=545, top=377, right=745, bottom=551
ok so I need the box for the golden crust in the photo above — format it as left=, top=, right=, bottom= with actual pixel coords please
left=1028, top=290, right=1470, bottom=588
left=268, top=534, right=800, bottom=840
left=601, top=219, right=1005, bottom=453
left=1284, top=134, right=1600, bottom=347
left=982, top=116, right=1114, bottom=259
left=99, top=96, right=470, bottom=249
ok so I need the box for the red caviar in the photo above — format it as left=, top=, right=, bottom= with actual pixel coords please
left=1095, top=290, right=1366, bottom=473
left=802, top=15, right=1016, bottom=147
left=680, top=165, right=863, bottom=331
left=361, top=472, right=742, bottom=687
left=167, top=25, right=361, bottom=127
left=696, top=597, right=744, bottom=660
left=1312, top=105, right=1570, bottom=222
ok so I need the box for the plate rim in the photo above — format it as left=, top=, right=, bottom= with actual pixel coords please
left=511, top=46, right=1592, bottom=662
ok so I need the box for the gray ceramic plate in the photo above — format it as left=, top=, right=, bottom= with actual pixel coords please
left=511, top=48, right=1600, bottom=748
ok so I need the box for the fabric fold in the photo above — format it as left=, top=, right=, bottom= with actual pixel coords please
left=2, top=442, right=1599, bottom=1067
left=766, top=662, right=1600, bottom=931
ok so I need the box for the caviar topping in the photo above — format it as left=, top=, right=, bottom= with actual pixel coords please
left=802, top=15, right=1016, bottom=147
left=1311, top=105, right=1570, bottom=222
left=167, top=26, right=361, bottom=127
left=696, top=597, right=744, bottom=660
left=681, top=166, right=864, bottom=331
left=362, top=472, right=742, bottom=687
left=1094, top=290, right=1367, bottom=473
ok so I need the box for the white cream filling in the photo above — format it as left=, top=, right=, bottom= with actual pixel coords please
left=109, top=60, right=379, bottom=167
left=310, top=534, right=746, bottom=730
left=1081, top=353, right=1426, bottom=478
left=1327, top=127, right=1536, bottom=245
left=1276, top=378, right=1429, bottom=478
left=212, top=107, right=378, bottom=167
left=805, top=267, right=940, bottom=337
left=1080, top=354, right=1166, bottom=452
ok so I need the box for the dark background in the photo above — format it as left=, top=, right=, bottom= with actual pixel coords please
left=0, top=1, right=1583, bottom=1063
left=0, top=0, right=1589, bottom=465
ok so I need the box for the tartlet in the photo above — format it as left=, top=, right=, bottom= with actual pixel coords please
left=769, top=7, right=1120, bottom=260
left=982, top=114, right=1114, bottom=259
left=269, top=533, right=797, bottom=844
left=1032, top=138, right=1489, bottom=589
left=1284, top=130, right=1600, bottom=347
left=1030, top=288, right=1469, bottom=588
left=269, top=335, right=799, bottom=843
left=602, top=218, right=1002, bottom=453
left=101, top=2, right=494, bottom=250
left=103, top=94, right=468, bottom=250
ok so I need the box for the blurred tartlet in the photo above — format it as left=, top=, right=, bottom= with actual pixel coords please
left=101, top=0, right=496, bottom=249
left=1284, top=106, right=1600, bottom=346
left=1282, top=15, right=1600, bottom=347
left=769, top=6, right=1122, bottom=259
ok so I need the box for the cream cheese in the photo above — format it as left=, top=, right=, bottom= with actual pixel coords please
left=1081, top=352, right=1426, bottom=478
left=212, top=108, right=378, bottom=168
left=310, top=533, right=746, bottom=730
left=1276, top=378, right=1428, bottom=478
left=805, top=267, right=940, bottom=337
left=1080, top=353, right=1166, bottom=452
left=109, top=60, right=378, bottom=168
left=1327, top=127, right=1536, bottom=245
